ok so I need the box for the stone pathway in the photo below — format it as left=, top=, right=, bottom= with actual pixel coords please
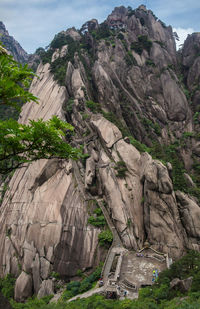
left=96, top=199, right=126, bottom=283
left=62, top=197, right=167, bottom=303
left=68, top=286, right=105, bottom=302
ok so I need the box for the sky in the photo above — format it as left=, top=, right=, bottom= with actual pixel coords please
left=0, top=0, right=199, bottom=53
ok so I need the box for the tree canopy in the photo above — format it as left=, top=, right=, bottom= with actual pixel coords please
left=0, top=43, right=81, bottom=175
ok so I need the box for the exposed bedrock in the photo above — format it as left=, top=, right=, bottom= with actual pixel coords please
left=0, top=5, right=200, bottom=301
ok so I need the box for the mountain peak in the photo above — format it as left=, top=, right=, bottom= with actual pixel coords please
left=0, top=21, right=28, bottom=63
left=0, top=21, right=9, bottom=36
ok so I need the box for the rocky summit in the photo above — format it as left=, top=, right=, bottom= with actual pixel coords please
left=0, top=5, right=200, bottom=302
left=0, top=21, right=28, bottom=63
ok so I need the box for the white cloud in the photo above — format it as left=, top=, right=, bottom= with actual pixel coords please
left=173, top=27, right=194, bottom=49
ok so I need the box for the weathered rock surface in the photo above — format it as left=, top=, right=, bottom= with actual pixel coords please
left=14, top=272, right=32, bottom=302
left=0, top=21, right=28, bottom=63
left=170, top=277, right=193, bottom=293
left=0, top=63, right=101, bottom=297
left=0, top=5, right=200, bottom=301
left=37, top=279, right=54, bottom=299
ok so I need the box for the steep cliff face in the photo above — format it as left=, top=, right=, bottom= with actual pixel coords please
left=0, top=5, right=200, bottom=300
left=0, top=21, right=28, bottom=63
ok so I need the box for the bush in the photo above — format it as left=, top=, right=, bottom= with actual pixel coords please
left=140, top=17, right=145, bottom=26
left=158, top=251, right=200, bottom=284
left=191, top=271, right=200, bottom=292
left=0, top=274, right=16, bottom=299
left=88, top=215, right=106, bottom=227
left=86, top=100, right=101, bottom=113
left=117, top=33, right=124, bottom=40
left=11, top=295, right=53, bottom=308
left=129, top=136, right=150, bottom=153
left=61, top=265, right=102, bottom=301
left=131, top=35, right=152, bottom=55
left=114, top=161, right=128, bottom=178
left=125, top=51, right=137, bottom=66
left=146, top=59, right=155, bottom=67
left=50, top=33, right=74, bottom=49
left=98, top=230, right=113, bottom=247
left=91, top=24, right=111, bottom=40
left=50, top=272, right=60, bottom=280
left=65, top=98, right=74, bottom=115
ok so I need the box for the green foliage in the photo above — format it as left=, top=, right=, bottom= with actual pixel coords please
left=88, top=204, right=106, bottom=227
left=125, top=51, right=137, bottom=66
left=88, top=215, right=106, bottom=227
left=194, top=112, right=199, bottom=124
left=11, top=295, right=53, bottom=308
left=64, top=98, right=74, bottom=115
left=101, top=111, right=130, bottom=137
left=61, top=265, right=102, bottom=301
left=5, top=252, right=200, bottom=307
left=0, top=49, right=82, bottom=175
left=76, top=269, right=84, bottom=278
left=182, top=132, right=195, bottom=138
left=129, top=136, right=150, bottom=153
left=140, top=17, right=145, bottom=26
left=86, top=100, right=101, bottom=113
left=50, top=33, right=74, bottom=49
left=149, top=141, right=200, bottom=201
left=41, top=35, right=81, bottom=85
left=50, top=272, right=60, bottom=280
left=50, top=60, right=67, bottom=85
left=117, top=33, right=124, bottom=40
left=91, top=24, right=111, bottom=40
left=159, top=20, right=167, bottom=28
left=122, top=39, right=128, bottom=51
left=150, top=141, right=187, bottom=191
left=131, top=35, right=152, bottom=55
left=0, top=52, right=38, bottom=108
left=40, top=49, right=54, bottom=65
left=127, top=218, right=131, bottom=227
left=146, top=59, right=156, bottom=67
left=0, top=116, right=81, bottom=174
left=94, top=207, right=103, bottom=215
left=81, top=113, right=90, bottom=120
left=159, top=250, right=200, bottom=284
left=98, top=230, right=113, bottom=247
left=155, top=41, right=165, bottom=48
left=131, top=42, right=143, bottom=55
left=114, top=161, right=128, bottom=178
left=35, top=47, right=45, bottom=56
left=127, top=6, right=135, bottom=18
left=0, top=274, right=15, bottom=299
left=191, top=271, right=200, bottom=292
left=141, top=117, right=161, bottom=135
left=0, top=172, right=12, bottom=205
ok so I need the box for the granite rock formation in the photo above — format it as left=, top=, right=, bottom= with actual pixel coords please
left=0, top=5, right=200, bottom=300
left=0, top=21, right=28, bottom=63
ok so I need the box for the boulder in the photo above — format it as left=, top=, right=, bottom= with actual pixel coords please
left=91, top=114, right=122, bottom=148
left=40, top=257, right=51, bottom=280
left=14, top=272, right=32, bottom=302
left=37, top=279, right=54, bottom=299
left=170, top=277, right=193, bottom=293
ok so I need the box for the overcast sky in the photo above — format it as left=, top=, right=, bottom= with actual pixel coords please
left=0, top=0, right=199, bottom=53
